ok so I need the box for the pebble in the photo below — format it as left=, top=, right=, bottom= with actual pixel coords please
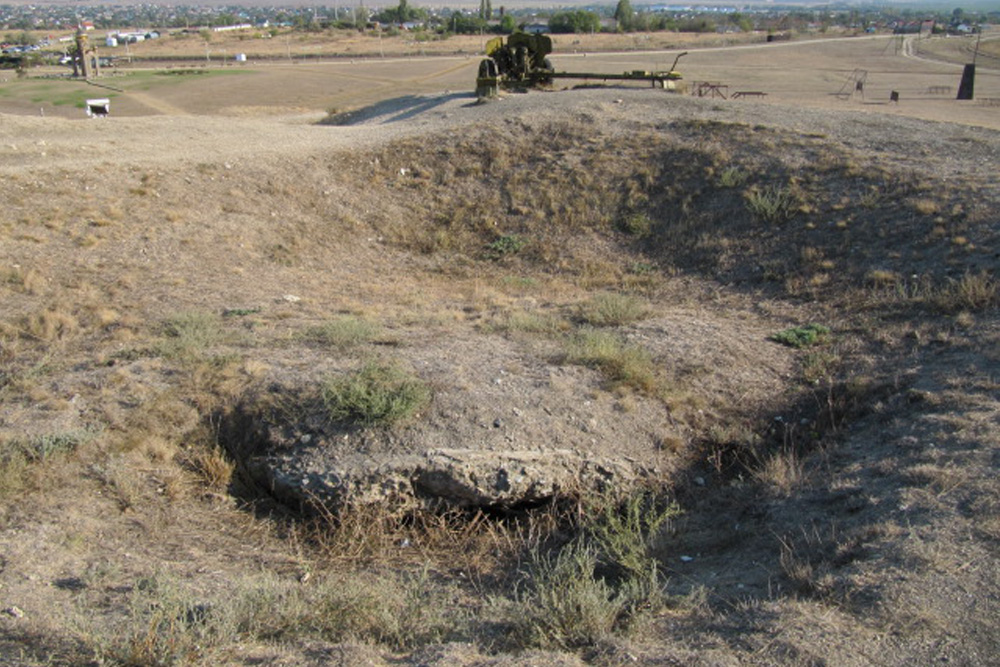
left=3, top=606, right=24, bottom=619
left=680, top=555, right=694, bottom=563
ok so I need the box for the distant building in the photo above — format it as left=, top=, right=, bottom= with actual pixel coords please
left=212, top=24, right=253, bottom=33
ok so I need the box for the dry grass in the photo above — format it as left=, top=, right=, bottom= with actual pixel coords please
left=564, top=329, right=658, bottom=394
left=1, top=81, right=998, bottom=666
left=577, top=293, right=651, bottom=328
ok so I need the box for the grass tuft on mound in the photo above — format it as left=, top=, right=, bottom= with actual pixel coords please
left=322, top=362, right=430, bottom=426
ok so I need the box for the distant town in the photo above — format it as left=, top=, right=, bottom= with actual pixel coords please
left=1, top=2, right=994, bottom=63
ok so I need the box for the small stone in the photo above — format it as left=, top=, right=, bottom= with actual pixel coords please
left=282, top=294, right=301, bottom=303
left=493, top=418, right=503, bottom=428
left=3, top=606, right=24, bottom=619
left=679, top=555, right=694, bottom=563
left=694, top=476, right=706, bottom=487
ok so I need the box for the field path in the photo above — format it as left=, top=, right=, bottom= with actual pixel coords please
left=125, top=89, right=191, bottom=116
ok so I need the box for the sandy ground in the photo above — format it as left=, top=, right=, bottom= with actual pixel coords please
left=3, top=32, right=999, bottom=129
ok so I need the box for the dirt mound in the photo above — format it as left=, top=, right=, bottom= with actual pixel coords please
left=0, top=89, right=998, bottom=665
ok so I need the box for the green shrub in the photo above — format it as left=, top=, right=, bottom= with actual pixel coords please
left=501, top=491, right=673, bottom=650
left=586, top=492, right=681, bottom=581
left=770, top=324, right=830, bottom=349
left=486, top=234, right=527, bottom=259
left=322, top=362, right=430, bottom=426
left=618, top=213, right=653, bottom=238
left=505, top=543, right=632, bottom=650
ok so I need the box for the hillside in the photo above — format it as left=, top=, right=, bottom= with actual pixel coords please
left=1, top=89, right=998, bottom=665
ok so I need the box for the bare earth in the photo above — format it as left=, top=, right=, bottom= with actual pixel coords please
left=1, top=31, right=999, bottom=666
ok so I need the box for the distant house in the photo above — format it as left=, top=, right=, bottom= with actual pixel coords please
left=212, top=24, right=253, bottom=33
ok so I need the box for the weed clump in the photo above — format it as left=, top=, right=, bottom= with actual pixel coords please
left=745, top=185, right=796, bottom=224
left=618, top=212, right=653, bottom=238
left=322, top=362, right=430, bottom=426
left=770, top=324, right=830, bottom=349
left=500, top=492, right=677, bottom=650
left=717, top=166, right=749, bottom=188
left=486, top=234, right=527, bottom=259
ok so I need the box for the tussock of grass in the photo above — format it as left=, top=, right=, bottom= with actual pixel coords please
left=934, top=271, right=998, bottom=313
left=21, top=307, right=79, bottom=341
left=0, top=429, right=100, bottom=498
left=156, top=312, right=224, bottom=359
left=577, top=293, right=650, bottom=327
left=503, top=543, right=633, bottom=650
left=495, top=309, right=568, bottom=335
left=565, top=329, right=657, bottom=393
left=301, top=315, right=380, bottom=349
left=8, top=428, right=99, bottom=461
left=717, top=166, right=749, bottom=188
left=322, top=362, right=430, bottom=426
left=184, top=446, right=234, bottom=491
left=0, top=450, right=29, bottom=498
left=745, top=185, right=797, bottom=224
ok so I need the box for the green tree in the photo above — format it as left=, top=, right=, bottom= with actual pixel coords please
left=729, top=12, right=753, bottom=32
left=549, top=10, right=600, bottom=34
left=449, top=10, right=486, bottom=34
left=614, top=0, right=633, bottom=32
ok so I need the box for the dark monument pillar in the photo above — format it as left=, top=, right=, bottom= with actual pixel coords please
left=957, top=63, right=975, bottom=100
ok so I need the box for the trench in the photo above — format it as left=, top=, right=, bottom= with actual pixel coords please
left=205, top=116, right=971, bottom=522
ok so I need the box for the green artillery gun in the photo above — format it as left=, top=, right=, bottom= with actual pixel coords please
left=476, top=33, right=686, bottom=99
